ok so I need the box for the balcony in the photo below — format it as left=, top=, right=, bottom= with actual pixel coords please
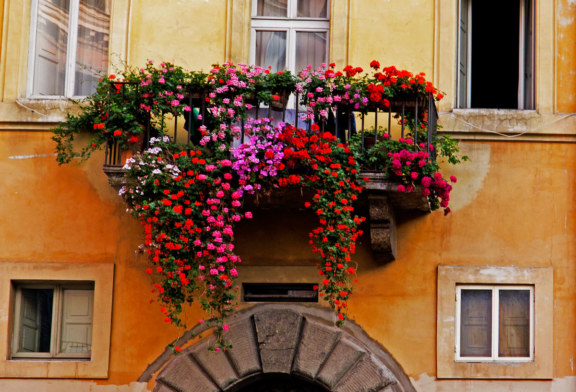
left=102, top=85, right=439, bottom=264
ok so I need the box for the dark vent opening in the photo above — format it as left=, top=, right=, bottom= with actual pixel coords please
left=243, top=283, right=318, bottom=303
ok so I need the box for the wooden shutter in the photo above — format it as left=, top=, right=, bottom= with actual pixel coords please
left=59, top=289, right=93, bottom=355
left=18, top=290, right=42, bottom=352
left=498, top=289, right=530, bottom=357
left=457, top=0, right=470, bottom=108
left=520, top=0, right=534, bottom=109
left=459, top=289, right=492, bottom=357
left=18, top=289, right=53, bottom=353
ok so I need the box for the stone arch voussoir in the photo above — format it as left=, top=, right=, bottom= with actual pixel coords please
left=144, top=304, right=415, bottom=392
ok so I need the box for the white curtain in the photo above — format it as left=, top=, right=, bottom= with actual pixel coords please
left=297, top=0, right=327, bottom=18
left=74, top=0, right=110, bottom=96
left=256, top=31, right=287, bottom=72
left=257, top=0, right=287, bottom=16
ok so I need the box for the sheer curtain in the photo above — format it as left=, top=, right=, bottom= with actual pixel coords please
left=74, top=0, right=110, bottom=96
left=459, top=289, right=492, bottom=357
left=256, top=31, right=287, bottom=73
left=257, top=0, right=287, bottom=16
left=32, top=0, right=69, bottom=95
left=297, top=0, right=328, bottom=18
left=498, top=290, right=530, bottom=357
left=296, top=31, right=327, bottom=72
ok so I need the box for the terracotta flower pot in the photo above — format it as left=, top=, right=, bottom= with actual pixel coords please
left=119, top=131, right=145, bottom=165
left=270, top=90, right=290, bottom=111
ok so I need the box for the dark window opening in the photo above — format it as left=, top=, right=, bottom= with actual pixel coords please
left=471, top=0, right=520, bottom=108
left=458, top=0, right=534, bottom=109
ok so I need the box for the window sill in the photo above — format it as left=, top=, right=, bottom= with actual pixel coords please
left=451, top=108, right=539, bottom=116
left=454, top=358, right=533, bottom=363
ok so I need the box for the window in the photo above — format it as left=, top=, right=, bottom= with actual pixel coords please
left=456, top=285, right=533, bottom=362
left=0, top=262, right=113, bottom=378
left=457, top=0, right=534, bottom=109
left=27, top=0, right=111, bottom=97
left=250, top=0, right=329, bottom=73
left=437, top=266, right=552, bottom=379
left=12, top=282, right=94, bottom=359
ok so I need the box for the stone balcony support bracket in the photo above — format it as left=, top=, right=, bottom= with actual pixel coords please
left=368, top=194, right=397, bottom=264
left=363, top=172, right=431, bottom=263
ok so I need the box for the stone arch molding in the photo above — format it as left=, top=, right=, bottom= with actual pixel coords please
left=146, top=304, right=416, bottom=392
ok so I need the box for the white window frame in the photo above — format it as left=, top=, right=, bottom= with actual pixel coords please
left=11, top=281, right=94, bottom=360
left=455, top=285, right=534, bottom=363
left=456, top=0, right=535, bottom=109
left=250, top=0, right=330, bottom=73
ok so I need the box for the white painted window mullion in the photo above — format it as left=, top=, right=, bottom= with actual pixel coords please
left=65, top=0, right=80, bottom=97
left=530, top=287, right=535, bottom=360
left=26, top=0, right=41, bottom=98
left=492, top=288, right=499, bottom=360
left=465, top=0, right=472, bottom=108
left=518, top=0, right=526, bottom=109
left=454, top=287, right=463, bottom=359
left=288, top=0, right=297, bottom=18
left=286, top=28, right=296, bottom=72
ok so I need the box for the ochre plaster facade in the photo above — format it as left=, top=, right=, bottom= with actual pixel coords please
left=1, top=1, right=575, bottom=391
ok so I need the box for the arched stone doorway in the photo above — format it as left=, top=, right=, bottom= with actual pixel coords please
left=142, top=304, right=415, bottom=392
left=227, top=373, right=330, bottom=392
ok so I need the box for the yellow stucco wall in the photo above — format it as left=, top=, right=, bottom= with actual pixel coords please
left=557, top=0, right=576, bottom=112
left=1, top=1, right=576, bottom=391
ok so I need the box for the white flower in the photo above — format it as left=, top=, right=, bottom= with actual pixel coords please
left=122, top=157, right=136, bottom=170
left=145, top=147, right=162, bottom=155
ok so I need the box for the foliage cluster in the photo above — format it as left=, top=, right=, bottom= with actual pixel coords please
left=53, top=60, right=466, bottom=350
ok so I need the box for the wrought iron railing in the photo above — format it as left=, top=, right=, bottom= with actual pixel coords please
left=104, top=84, right=438, bottom=167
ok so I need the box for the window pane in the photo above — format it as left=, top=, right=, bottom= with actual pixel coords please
left=460, top=289, right=492, bottom=357
left=499, top=290, right=530, bottom=357
left=60, top=289, right=94, bottom=354
left=295, top=31, right=326, bottom=72
left=74, top=0, right=110, bottom=96
left=31, top=0, right=70, bottom=96
left=257, top=0, right=287, bottom=16
left=18, top=289, right=53, bottom=353
left=255, top=31, right=286, bottom=72
left=297, top=0, right=328, bottom=18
